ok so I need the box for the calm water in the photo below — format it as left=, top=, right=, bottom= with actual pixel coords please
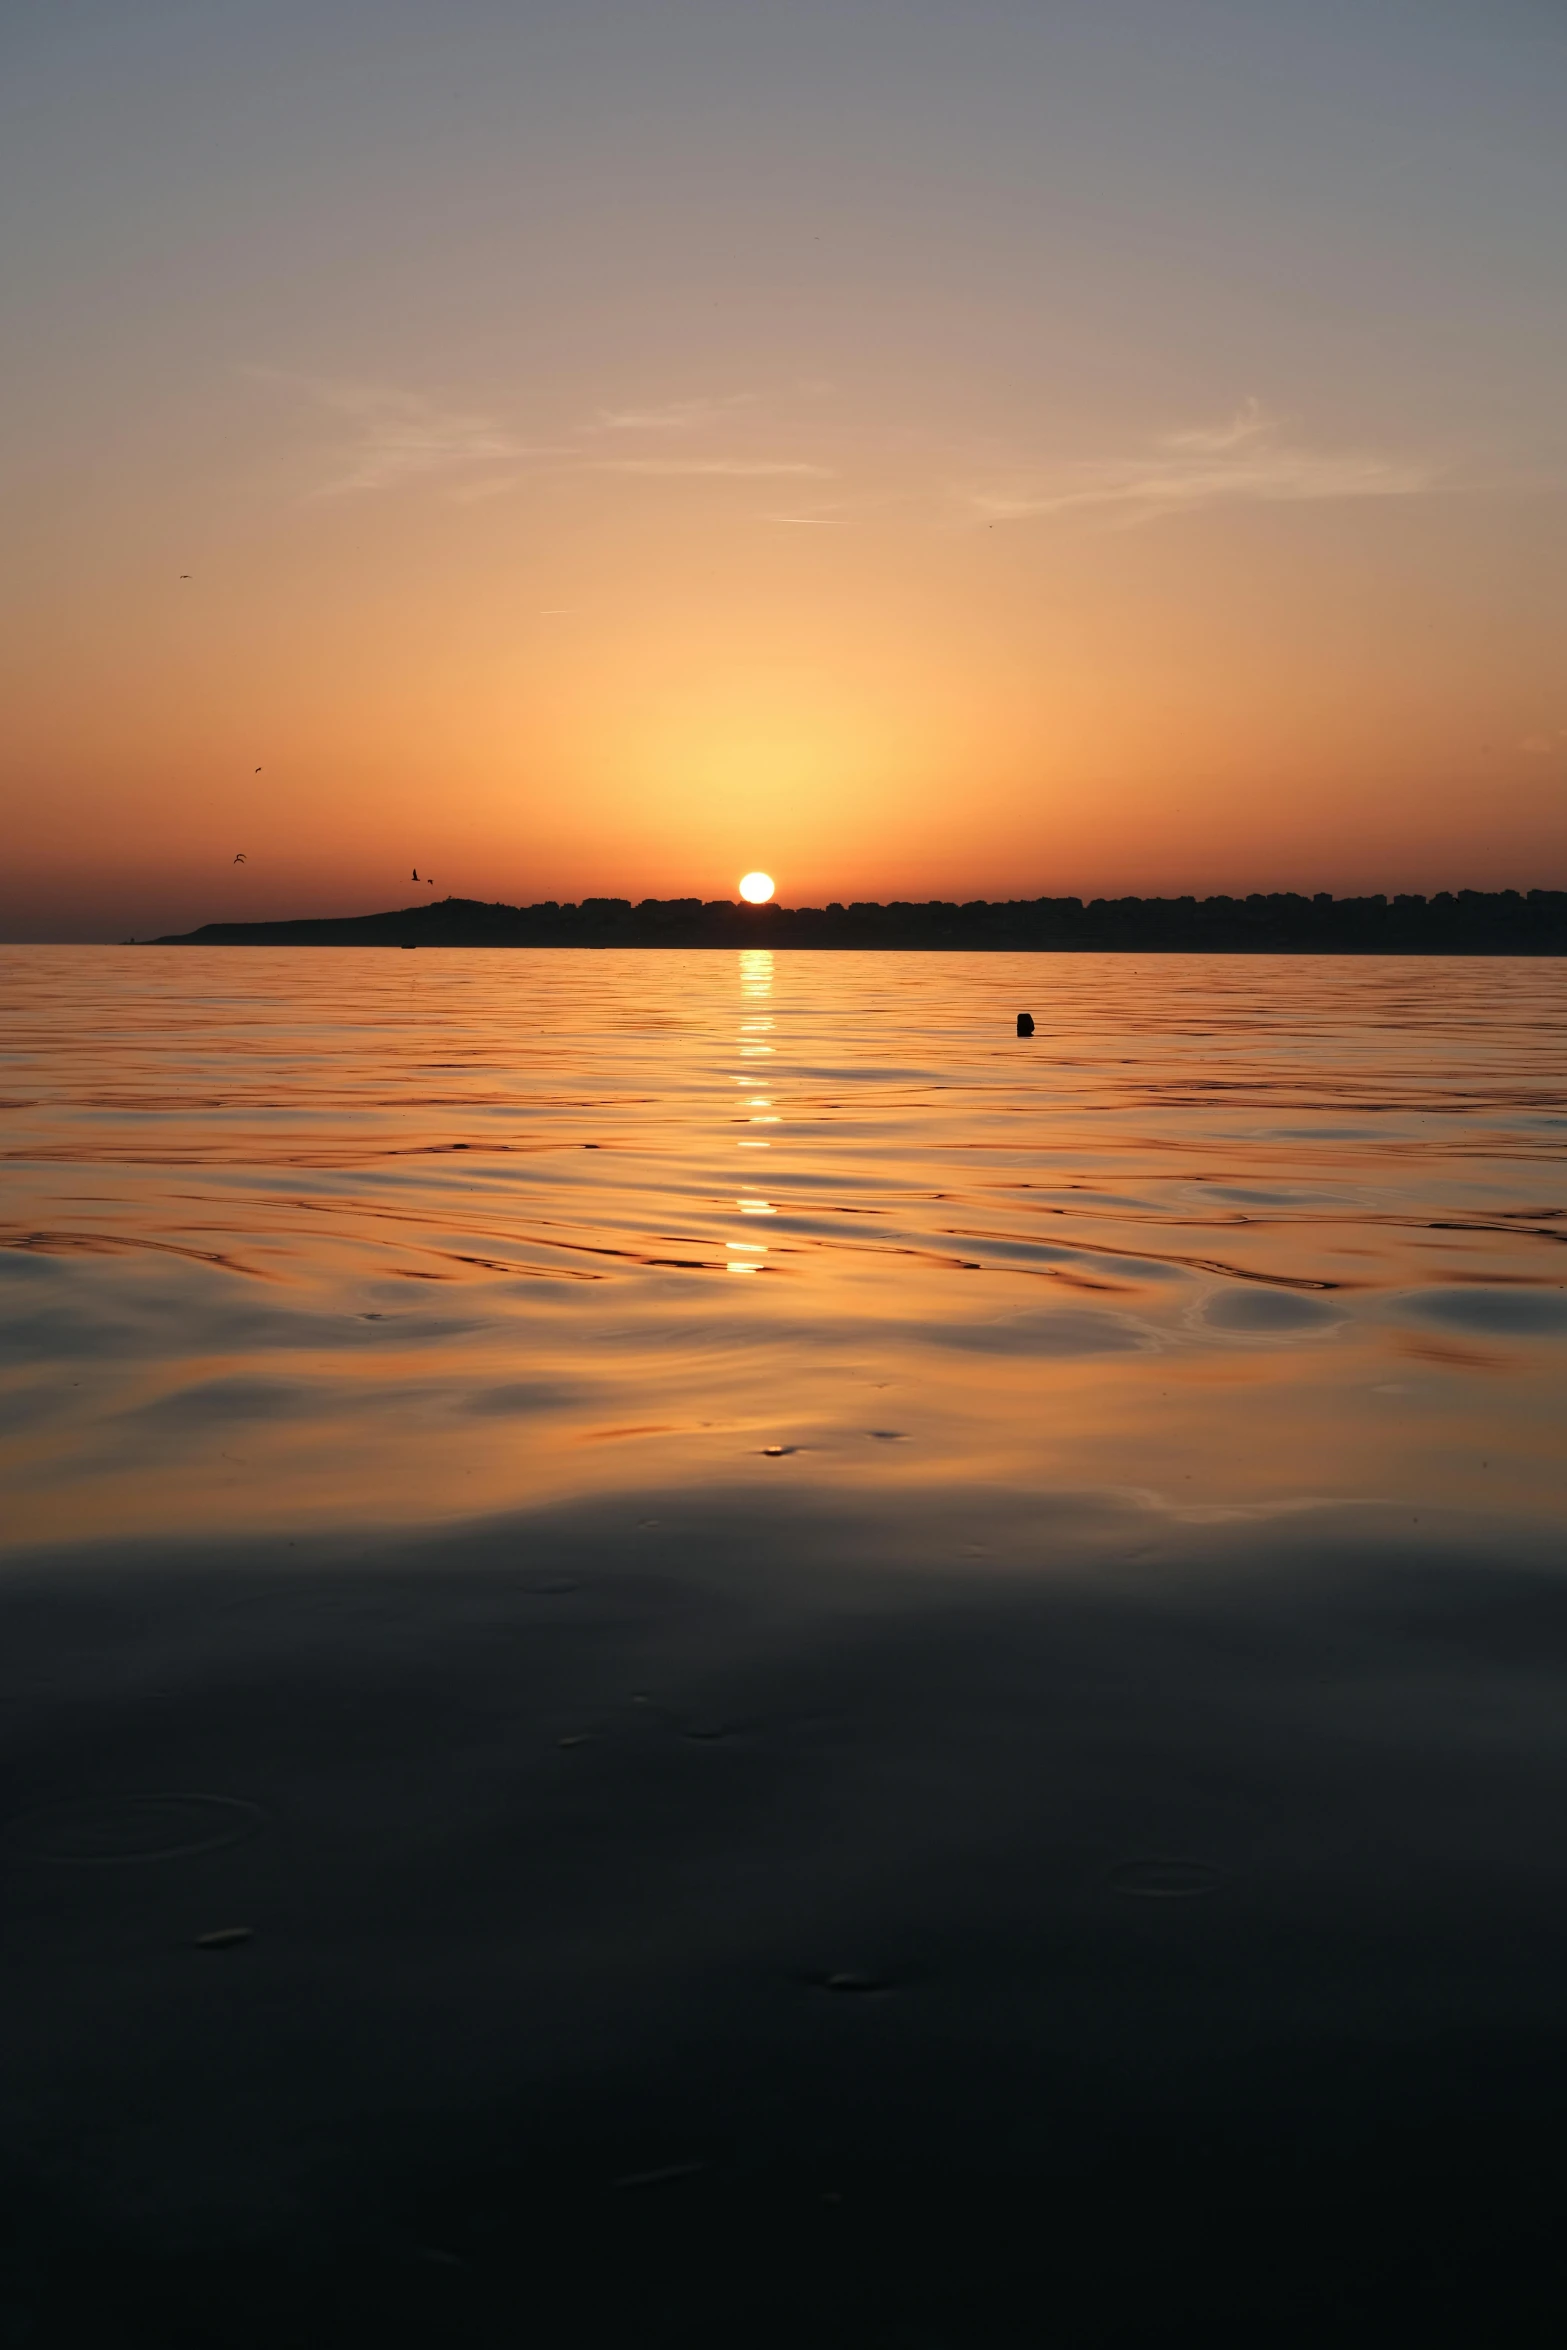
left=4, top=946, right=1566, bottom=1546
left=5, top=948, right=1567, bottom=2345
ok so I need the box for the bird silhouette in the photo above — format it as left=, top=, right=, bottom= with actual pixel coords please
left=254, top=765, right=262, bottom=773
left=233, top=852, right=247, bottom=864
left=179, top=574, right=190, bottom=580
left=412, top=869, right=419, bottom=882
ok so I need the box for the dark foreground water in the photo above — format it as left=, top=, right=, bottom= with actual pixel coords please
left=4, top=948, right=1567, bottom=2343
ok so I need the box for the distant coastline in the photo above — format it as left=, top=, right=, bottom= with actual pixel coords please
left=149, top=890, right=1567, bottom=953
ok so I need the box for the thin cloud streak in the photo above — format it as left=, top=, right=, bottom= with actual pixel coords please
left=318, top=387, right=522, bottom=494
left=248, top=370, right=537, bottom=494
left=592, top=394, right=754, bottom=432
left=594, top=456, right=833, bottom=480
left=256, top=371, right=830, bottom=497
left=967, top=401, right=1438, bottom=528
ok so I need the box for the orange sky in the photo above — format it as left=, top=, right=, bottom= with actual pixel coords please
left=3, top=1, right=1566, bottom=938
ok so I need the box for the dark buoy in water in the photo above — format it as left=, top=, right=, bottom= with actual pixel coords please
left=1016, top=1012, right=1035, bottom=1036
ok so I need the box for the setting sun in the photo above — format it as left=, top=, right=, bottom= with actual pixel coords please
left=738, top=872, right=775, bottom=904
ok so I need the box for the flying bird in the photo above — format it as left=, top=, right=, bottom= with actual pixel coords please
left=254, top=766, right=262, bottom=773
left=412, top=869, right=418, bottom=881
left=233, top=852, right=247, bottom=863
left=179, top=573, right=190, bottom=580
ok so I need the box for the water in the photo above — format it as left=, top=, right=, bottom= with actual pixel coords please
left=4, top=947, right=1564, bottom=1547
left=4, top=947, right=1567, bottom=2344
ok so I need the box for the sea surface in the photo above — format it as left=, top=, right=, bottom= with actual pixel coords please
left=4, top=947, right=1567, bottom=2344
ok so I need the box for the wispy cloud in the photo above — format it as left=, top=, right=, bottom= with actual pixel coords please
left=594, top=456, right=833, bottom=480
left=315, top=384, right=525, bottom=493
left=251, top=370, right=554, bottom=494
left=1161, top=399, right=1282, bottom=457
left=585, top=388, right=835, bottom=483
left=255, top=370, right=830, bottom=498
left=592, top=394, right=754, bottom=433
left=967, top=400, right=1437, bottom=528
left=1518, top=726, right=1567, bottom=758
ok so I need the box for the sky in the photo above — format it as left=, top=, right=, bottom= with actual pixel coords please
left=2, top=0, right=1565, bottom=938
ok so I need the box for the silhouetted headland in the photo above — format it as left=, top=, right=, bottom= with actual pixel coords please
left=153, top=889, right=1567, bottom=951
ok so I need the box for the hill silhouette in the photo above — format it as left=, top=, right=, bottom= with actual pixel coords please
left=153, top=890, right=1567, bottom=952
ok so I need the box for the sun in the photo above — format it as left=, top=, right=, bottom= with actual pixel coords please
left=739, top=871, right=775, bottom=904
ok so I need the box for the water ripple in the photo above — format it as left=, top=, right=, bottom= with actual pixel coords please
left=2, top=946, right=1564, bottom=1547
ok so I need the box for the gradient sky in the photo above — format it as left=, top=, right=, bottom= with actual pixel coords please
left=3, top=0, right=1565, bottom=938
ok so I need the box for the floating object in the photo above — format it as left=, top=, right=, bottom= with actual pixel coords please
left=1016, top=1012, right=1035, bottom=1036
left=194, top=1925, right=254, bottom=1949
left=761, top=1444, right=798, bottom=1457
left=821, top=1971, right=889, bottom=1994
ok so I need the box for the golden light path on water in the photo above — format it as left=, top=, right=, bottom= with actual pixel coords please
left=1, top=945, right=1566, bottom=1551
